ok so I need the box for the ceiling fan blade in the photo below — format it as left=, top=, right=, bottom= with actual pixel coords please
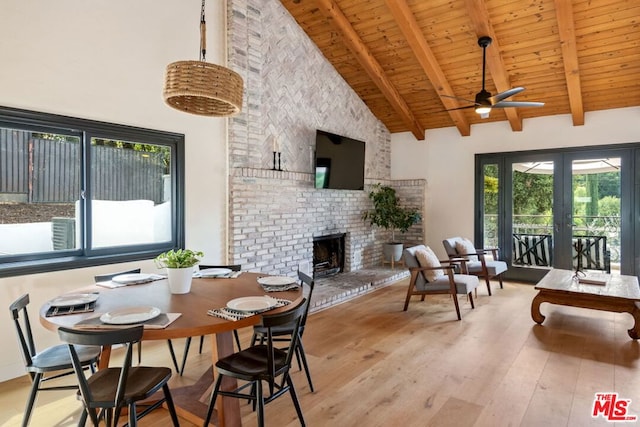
left=445, top=105, right=477, bottom=112
left=441, top=94, right=478, bottom=105
left=489, top=87, right=525, bottom=104
left=492, top=101, right=545, bottom=108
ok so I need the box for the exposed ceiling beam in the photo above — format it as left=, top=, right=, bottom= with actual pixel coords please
left=384, top=0, right=470, bottom=137
left=464, top=0, right=523, bottom=132
left=314, top=0, right=425, bottom=140
left=554, top=0, right=584, bottom=126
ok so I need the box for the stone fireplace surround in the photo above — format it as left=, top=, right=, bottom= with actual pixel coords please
left=224, top=0, right=425, bottom=277
left=228, top=168, right=424, bottom=277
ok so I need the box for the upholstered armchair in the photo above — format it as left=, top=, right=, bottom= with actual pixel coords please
left=442, top=237, right=507, bottom=296
left=402, top=245, right=479, bottom=319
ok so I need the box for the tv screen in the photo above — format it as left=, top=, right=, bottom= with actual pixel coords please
left=315, top=130, right=365, bottom=190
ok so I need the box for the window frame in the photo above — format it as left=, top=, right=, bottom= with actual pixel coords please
left=0, top=105, right=185, bottom=278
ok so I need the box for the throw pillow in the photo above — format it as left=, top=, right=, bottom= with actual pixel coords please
left=415, top=246, right=445, bottom=282
left=455, top=238, right=478, bottom=261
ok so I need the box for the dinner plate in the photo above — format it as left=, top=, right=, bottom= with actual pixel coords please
left=198, top=268, right=233, bottom=277
left=100, top=306, right=162, bottom=325
left=111, top=273, right=155, bottom=285
left=226, top=296, right=278, bottom=312
left=49, top=293, right=99, bottom=307
left=257, top=276, right=297, bottom=286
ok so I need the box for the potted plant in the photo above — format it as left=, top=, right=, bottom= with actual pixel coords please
left=155, top=249, right=204, bottom=294
left=362, top=184, right=421, bottom=262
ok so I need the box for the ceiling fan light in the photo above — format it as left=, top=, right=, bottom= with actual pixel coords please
left=475, top=106, right=491, bottom=115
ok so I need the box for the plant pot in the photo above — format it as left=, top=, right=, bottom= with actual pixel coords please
left=166, top=267, right=194, bottom=294
left=383, top=242, right=404, bottom=262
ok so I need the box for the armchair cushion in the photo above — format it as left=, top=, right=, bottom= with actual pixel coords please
left=414, top=246, right=444, bottom=282
left=430, top=274, right=479, bottom=295
left=454, top=237, right=478, bottom=261
left=465, top=260, right=508, bottom=276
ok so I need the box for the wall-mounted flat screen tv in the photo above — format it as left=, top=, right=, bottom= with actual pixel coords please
left=314, top=130, right=365, bottom=190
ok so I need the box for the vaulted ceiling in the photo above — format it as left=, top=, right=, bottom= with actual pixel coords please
left=279, top=0, right=640, bottom=140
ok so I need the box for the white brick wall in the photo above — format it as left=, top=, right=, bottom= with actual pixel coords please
left=227, top=0, right=425, bottom=276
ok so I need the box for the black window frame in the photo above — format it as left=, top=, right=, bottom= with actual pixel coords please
left=0, top=105, right=185, bottom=278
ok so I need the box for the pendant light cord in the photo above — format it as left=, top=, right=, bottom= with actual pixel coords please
left=199, top=0, right=206, bottom=62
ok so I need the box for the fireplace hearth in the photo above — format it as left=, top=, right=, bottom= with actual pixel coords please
left=313, top=233, right=345, bottom=277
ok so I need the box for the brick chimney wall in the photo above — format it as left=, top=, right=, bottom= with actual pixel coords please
left=227, top=0, right=424, bottom=276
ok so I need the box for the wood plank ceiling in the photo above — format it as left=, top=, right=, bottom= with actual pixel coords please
left=279, top=0, right=640, bottom=140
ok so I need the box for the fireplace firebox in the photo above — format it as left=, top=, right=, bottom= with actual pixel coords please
left=313, top=233, right=345, bottom=277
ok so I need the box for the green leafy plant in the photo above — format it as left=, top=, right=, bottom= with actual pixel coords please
left=154, top=249, right=204, bottom=269
left=362, top=184, right=421, bottom=242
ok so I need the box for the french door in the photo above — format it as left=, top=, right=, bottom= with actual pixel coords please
left=477, top=146, right=633, bottom=282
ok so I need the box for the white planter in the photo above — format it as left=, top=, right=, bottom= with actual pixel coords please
left=166, top=267, right=194, bottom=294
left=383, top=243, right=404, bottom=262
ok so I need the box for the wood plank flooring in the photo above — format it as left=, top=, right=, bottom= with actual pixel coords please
left=2, top=278, right=639, bottom=426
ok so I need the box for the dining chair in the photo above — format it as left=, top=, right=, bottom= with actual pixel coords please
left=9, top=294, right=101, bottom=427
left=94, top=268, right=180, bottom=373
left=179, top=264, right=243, bottom=375
left=250, top=270, right=315, bottom=392
left=57, top=325, right=180, bottom=427
left=203, top=299, right=307, bottom=427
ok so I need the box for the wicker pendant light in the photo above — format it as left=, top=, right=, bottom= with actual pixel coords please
left=163, top=0, right=243, bottom=117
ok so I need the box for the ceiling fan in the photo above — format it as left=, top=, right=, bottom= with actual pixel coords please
left=443, top=36, right=544, bottom=118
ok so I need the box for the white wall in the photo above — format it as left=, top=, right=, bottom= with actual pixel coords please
left=0, top=0, right=230, bottom=381
left=391, top=107, right=640, bottom=259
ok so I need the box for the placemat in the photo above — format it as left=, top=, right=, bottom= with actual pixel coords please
left=73, top=313, right=181, bottom=329
left=207, top=298, right=291, bottom=321
left=96, top=274, right=165, bottom=289
left=260, top=283, right=300, bottom=292
left=46, top=302, right=96, bottom=317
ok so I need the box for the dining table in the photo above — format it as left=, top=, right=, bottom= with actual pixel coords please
left=39, top=271, right=303, bottom=427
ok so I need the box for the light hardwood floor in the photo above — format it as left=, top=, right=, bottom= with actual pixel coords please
left=2, top=278, right=639, bottom=426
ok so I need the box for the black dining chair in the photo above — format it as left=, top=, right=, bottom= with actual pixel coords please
left=10, top=294, right=101, bottom=427
left=180, top=264, right=242, bottom=375
left=94, top=268, right=180, bottom=373
left=203, top=298, right=307, bottom=427
left=250, top=270, right=315, bottom=392
left=57, top=325, right=180, bottom=427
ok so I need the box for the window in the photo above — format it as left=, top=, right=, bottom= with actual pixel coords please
left=0, top=106, right=184, bottom=277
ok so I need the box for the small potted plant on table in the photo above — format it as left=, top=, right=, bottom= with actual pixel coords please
left=155, top=249, right=204, bottom=294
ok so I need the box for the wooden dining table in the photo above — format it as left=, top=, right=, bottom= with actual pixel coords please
left=39, top=272, right=302, bottom=427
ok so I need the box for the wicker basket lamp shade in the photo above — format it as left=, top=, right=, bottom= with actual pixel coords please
left=163, top=0, right=243, bottom=117
left=163, top=60, right=243, bottom=117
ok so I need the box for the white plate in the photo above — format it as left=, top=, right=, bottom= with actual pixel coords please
left=100, top=306, right=161, bottom=325
left=226, top=296, right=277, bottom=312
left=257, top=276, right=297, bottom=286
left=198, top=268, right=233, bottom=277
left=111, top=273, right=154, bottom=285
left=49, top=293, right=99, bottom=307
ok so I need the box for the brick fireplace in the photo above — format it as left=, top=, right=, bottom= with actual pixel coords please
left=313, top=233, right=345, bottom=277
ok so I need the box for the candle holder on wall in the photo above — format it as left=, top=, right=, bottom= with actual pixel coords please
left=272, top=151, right=283, bottom=171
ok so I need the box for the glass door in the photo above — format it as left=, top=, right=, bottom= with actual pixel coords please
left=507, top=155, right=558, bottom=282
left=568, top=155, right=622, bottom=275
left=477, top=148, right=631, bottom=282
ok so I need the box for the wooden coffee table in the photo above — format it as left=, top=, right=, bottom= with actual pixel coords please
left=531, top=268, right=640, bottom=339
